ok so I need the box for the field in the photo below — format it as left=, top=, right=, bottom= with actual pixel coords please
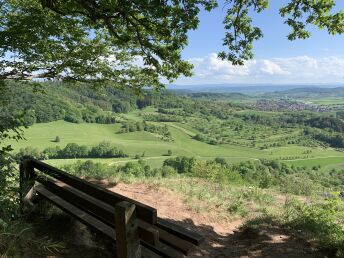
left=9, top=116, right=344, bottom=171
left=308, top=98, right=344, bottom=105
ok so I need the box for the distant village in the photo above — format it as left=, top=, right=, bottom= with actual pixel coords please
left=254, top=99, right=330, bottom=112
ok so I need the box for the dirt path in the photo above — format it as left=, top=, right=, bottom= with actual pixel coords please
left=109, top=183, right=325, bottom=258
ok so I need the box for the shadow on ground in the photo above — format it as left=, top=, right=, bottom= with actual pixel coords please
left=26, top=200, right=328, bottom=258
left=163, top=217, right=327, bottom=258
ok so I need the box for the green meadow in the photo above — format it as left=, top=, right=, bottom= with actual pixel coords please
left=9, top=119, right=344, bottom=170
left=309, top=98, right=344, bottom=105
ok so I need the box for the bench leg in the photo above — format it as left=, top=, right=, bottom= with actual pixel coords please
left=115, top=201, right=141, bottom=258
left=20, top=158, right=37, bottom=214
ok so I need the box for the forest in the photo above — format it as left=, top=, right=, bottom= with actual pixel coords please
left=5, top=81, right=344, bottom=151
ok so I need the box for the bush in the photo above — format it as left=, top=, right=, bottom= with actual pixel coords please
left=90, top=141, right=127, bottom=158
left=160, top=166, right=177, bottom=177
left=227, top=201, right=248, bottom=217
left=282, top=174, right=316, bottom=195
left=163, top=156, right=196, bottom=173
left=64, top=115, right=82, bottom=123
left=284, top=198, right=344, bottom=257
left=16, top=146, right=44, bottom=160
left=63, top=160, right=111, bottom=179
left=214, top=157, right=226, bottom=166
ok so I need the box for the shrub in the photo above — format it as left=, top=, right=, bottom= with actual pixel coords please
left=43, top=146, right=61, bottom=159
left=283, top=198, right=344, bottom=257
left=163, top=156, right=196, bottom=173
left=282, top=174, right=316, bottom=195
left=227, top=201, right=248, bottom=217
left=64, top=115, right=82, bottom=123
left=16, top=146, right=43, bottom=160
left=63, top=160, right=111, bottom=179
left=160, top=166, right=177, bottom=177
left=90, top=141, right=127, bottom=158
left=214, top=157, right=226, bottom=166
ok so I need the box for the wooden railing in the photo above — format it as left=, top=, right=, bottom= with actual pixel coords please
left=20, top=158, right=203, bottom=258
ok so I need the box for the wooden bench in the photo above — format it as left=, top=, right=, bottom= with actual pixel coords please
left=20, top=158, right=203, bottom=258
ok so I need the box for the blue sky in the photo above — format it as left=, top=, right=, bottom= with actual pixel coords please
left=175, top=0, right=344, bottom=85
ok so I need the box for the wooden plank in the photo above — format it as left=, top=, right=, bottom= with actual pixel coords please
left=141, top=246, right=162, bottom=258
left=157, top=227, right=195, bottom=255
left=37, top=176, right=116, bottom=224
left=142, top=242, right=185, bottom=258
left=30, top=159, right=202, bottom=257
left=138, top=220, right=159, bottom=246
left=34, top=183, right=116, bottom=240
left=36, top=182, right=183, bottom=258
left=31, top=159, right=157, bottom=224
left=156, top=218, right=204, bottom=245
left=36, top=177, right=158, bottom=246
left=115, top=201, right=141, bottom=258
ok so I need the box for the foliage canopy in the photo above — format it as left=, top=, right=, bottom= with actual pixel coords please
left=0, top=0, right=343, bottom=87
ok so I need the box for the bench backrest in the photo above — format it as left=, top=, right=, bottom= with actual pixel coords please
left=20, top=158, right=203, bottom=258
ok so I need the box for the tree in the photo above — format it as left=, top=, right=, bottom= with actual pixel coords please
left=62, top=143, right=88, bottom=158
left=54, top=136, right=61, bottom=142
left=1, top=0, right=343, bottom=86
left=1, top=0, right=344, bottom=218
left=0, top=82, right=24, bottom=216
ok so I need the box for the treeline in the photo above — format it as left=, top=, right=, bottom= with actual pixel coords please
left=157, top=108, right=186, bottom=116
left=63, top=156, right=344, bottom=196
left=119, top=121, right=173, bottom=141
left=154, top=93, right=242, bottom=120
left=16, top=141, right=128, bottom=160
left=304, top=128, right=344, bottom=148
left=238, top=112, right=344, bottom=132
left=162, top=157, right=344, bottom=193
left=305, top=116, right=344, bottom=132
left=141, top=113, right=183, bottom=122
left=3, top=81, right=157, bottom=126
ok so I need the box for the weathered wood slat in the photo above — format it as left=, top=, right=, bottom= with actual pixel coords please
left=141, top=246, right=163, bottom=258
left=156, top=218, right=204, bottom=245
left=157, top=227, right=195, bottom=255
left=22, top=159, right=203, bottom=258
left=142, top=242, right=185, bottom=258
left=35, top=180, right=184, bottom=258
left=36, top=177, right=159, bottom=246
left=138, top=220, right=160, bottom=247
left=35, top=183, right=116, bottom=240
left=32, top=159, right=157, bottom=224
left=115, top=201, right=141, bottom=258
left=37, top=176, right=116, bottom=225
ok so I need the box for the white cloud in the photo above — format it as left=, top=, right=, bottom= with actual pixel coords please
left=175, top=53, right=344, bottom=85
left=258, top=60, right=289, bottom=75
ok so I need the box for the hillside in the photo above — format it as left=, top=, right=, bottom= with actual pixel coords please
left=5, top=82, right=344, bottom=171
left=3, top=83, right=344, bottom=257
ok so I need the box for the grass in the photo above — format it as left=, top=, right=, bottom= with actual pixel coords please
left=309, top=98, right=344, bottom=105
left=286, top=156, right=344, bottom=168
left=6, top=118, right=344, bottom=170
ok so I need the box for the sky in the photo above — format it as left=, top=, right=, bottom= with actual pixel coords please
left=174, top=0, right=344, bottom=85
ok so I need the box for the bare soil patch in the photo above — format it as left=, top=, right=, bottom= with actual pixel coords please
left=109, top=182, right=326, bottom=258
